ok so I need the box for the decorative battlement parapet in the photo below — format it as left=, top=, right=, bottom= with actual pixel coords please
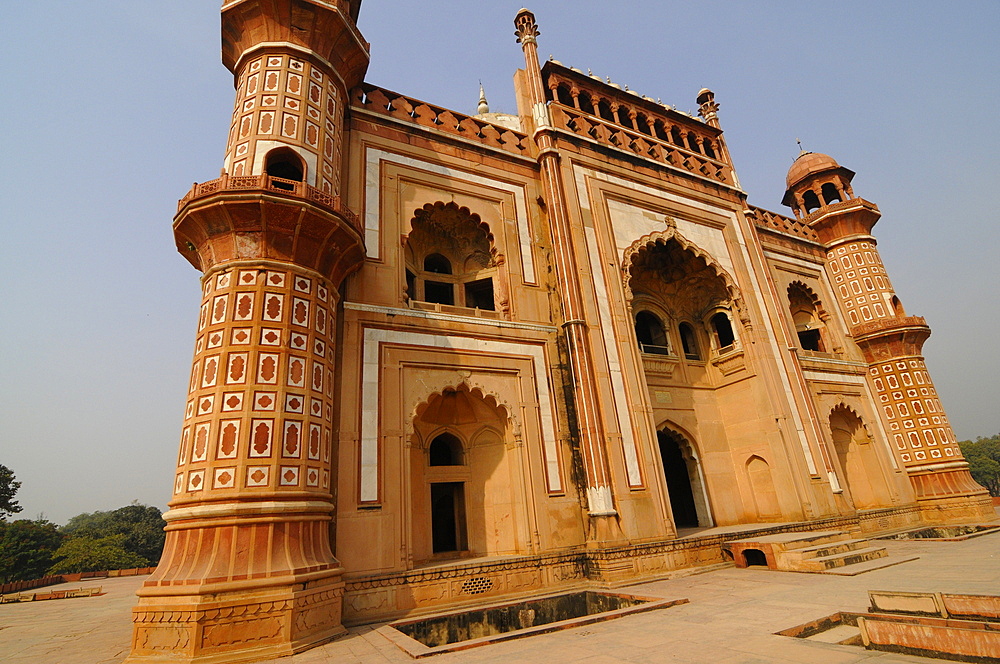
left=749, top=206, right=820, bottom=242
left=541, top=62, right=734, bottom=186
left=353, top=83, right=532, bottom=157
left=177, top=173, right=361, bottom=234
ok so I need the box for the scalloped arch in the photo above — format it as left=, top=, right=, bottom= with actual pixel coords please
left=406, top=381, right=519, bottom=443
left=621, top=228, right=749, bottom=325
left=787, top=280, right=828, bottom=318
left=829, top=402, right=871, bottom=436
left=407, top=201, right=498, bottom=263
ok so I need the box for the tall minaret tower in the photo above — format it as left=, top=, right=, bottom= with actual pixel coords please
left=783, top=152, right=993, bottom=522
left=128, top=2, right=368, bottom=662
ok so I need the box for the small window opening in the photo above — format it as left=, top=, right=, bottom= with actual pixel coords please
left=711, top=312, right=736, bottom=350
left=671, top=126, right=685, bottom=148
left=598, top=99, right=615, bottom=122
left=617, top=106, right=633, bottom=129
left=424, top=281, right=454, bottom=305
left=891, top=296, right=905, bottom=316
left=679, top=322, right=701, bottom=360
left=634, top=310, right=669, bottom=355
left=802, top=190, right=822, bottom=213
left=821, top=183, right=842, bottom=205
left=424, top=253, right=452, bottom=274
left=743, top=549, right=768, bottom=567
left=687, top=133, right=702, bottom=154
left=797, top=328, right=823, bottom=352
left=464, top=278, right=495, bottom=310
left=264, top=148, right=305, bottom=190
left=429, top=433, right=463, bottom=466
left=556, top=85, right=574, bottom=106
left=653, top=120, right=670, bottom=142
left=578, top=92, right=595, bottom=115
left=635, top=113, right=651, bottom=136
left=703, top=141, right=716, bottom=159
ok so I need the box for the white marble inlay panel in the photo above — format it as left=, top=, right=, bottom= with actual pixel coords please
left=359, top=328, right=560, bottom=502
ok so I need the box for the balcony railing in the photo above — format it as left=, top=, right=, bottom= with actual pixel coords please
left=177, top=173, right=361, bottom=234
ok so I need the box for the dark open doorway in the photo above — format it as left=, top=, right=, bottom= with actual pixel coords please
left=430, top=482, right=467, bottom=554
left=658, top=429, right=699, bottom=528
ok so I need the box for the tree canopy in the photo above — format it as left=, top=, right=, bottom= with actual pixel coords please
left=0, top=519, right=62, bottom=583
left=960, top=434, right=1000, bottom=497
left=0, top=463, right=23, bottom=520
left=62, top=502, right=166, bottom=565
left=48, top=534, right=149, bottom=575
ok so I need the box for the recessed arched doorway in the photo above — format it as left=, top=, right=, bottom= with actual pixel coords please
left=657, top=428, right=713, bottom=528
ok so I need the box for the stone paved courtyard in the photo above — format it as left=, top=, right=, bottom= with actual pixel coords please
left=3, top=528, right=999, bottom=664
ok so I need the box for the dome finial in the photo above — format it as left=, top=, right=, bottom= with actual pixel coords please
left=477, top=81, right=490, bottom=115
left=795, top=137, right=809, bottom=158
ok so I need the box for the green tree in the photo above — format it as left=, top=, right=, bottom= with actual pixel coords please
left=0, top=464, right=23, bottom=520
left=959, top=434, right=1000, bottom=497
left=0, top=519, right=63, bottom=582
left=47, top=534, right=148, bottom=575
left=61, top=502, right=166, bottom=565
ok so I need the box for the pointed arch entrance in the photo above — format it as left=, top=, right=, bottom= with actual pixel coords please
left=657, top=427, right=713, bottom=528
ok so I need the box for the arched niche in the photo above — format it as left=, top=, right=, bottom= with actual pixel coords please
left=787, top=281, right=828, bottom=352
left=829, top=404, right=886, bottom=510
left=622, top=229, right=748, bottom=359
left=408, top=385, right=525, bottom=563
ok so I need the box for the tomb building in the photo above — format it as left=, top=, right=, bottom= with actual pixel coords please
left=126, top=3, right=994, bottom=661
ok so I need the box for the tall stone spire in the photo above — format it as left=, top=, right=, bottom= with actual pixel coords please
left=127, top=1, right=369, bottom=662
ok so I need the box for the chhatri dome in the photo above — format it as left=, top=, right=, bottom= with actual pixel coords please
left=785, top=150, right=843, bottom=188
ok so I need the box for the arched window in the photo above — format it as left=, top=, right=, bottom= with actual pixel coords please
left=821, top=182, right=842, bottom=205
left=264, top=147, right=304, bottom=190
left=405, top=203, right=497, bottom=311
left=802, top=190, right=822, bottom=213
left=598, top=99, right=615, bottom=122
left=578, top=91, right=595, bottom=115
left=424, top=253, right=452, bottom=274
left=679, top=322, right=701, bottom=360
left=891, top=295, right=905, bottom=316
left=787, top=282, right=826, bottom=352
left=710, top=312, right=736, bottom=350
left=634, top=310, right=669, bottom=355
left=429, top=433, right=463, bottom=466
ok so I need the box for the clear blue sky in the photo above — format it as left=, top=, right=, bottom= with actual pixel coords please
left=2, top=1, right=997, bottom=524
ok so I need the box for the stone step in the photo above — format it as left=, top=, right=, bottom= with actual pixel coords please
left=797, top=546, right=888, bottom=572
left=819, top=555, right=920, bottom=576
left=782, top=538, right=873, bottom=561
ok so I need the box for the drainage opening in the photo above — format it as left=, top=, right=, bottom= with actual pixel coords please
left=743, top=549, right=768, bottom=567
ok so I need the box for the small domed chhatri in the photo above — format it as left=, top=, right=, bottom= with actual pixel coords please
left=785, top=150, right=843, bottom=188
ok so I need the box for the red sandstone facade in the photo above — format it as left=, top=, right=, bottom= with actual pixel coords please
left=127, top=3, right=993, bottom=661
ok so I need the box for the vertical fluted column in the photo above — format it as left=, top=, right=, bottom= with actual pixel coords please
left=515, top=9, right=619, bottom=536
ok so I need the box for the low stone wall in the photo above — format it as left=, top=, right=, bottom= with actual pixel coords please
left=0, top=567, right=155, bottom=595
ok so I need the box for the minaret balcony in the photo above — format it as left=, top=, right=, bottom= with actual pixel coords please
left=173, top=173, right=365, bottom=284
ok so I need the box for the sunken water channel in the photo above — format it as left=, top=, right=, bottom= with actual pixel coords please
left=384, top=591, right=687, bottom=656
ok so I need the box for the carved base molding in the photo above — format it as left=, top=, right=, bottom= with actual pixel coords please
left=126, top=576, right=345, bottom=663
left=343, top=507, right=929, bottom=625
